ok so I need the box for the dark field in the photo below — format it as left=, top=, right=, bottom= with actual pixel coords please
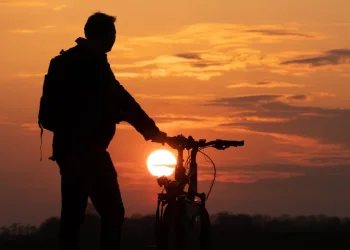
left=1, top=211, right=349, bottom=250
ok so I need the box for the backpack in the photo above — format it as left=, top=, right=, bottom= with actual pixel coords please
left=38, top=47, right=124, bottom=161
left=38, top=49, right=66, bottom=160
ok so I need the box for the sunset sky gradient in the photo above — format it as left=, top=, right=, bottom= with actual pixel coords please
left=1, top=0, right=350, bottom=226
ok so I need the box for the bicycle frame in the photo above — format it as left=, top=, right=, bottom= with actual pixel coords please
left=175, top=143, right=205, bottom=202
left=156, top=141, right=206, bottom=209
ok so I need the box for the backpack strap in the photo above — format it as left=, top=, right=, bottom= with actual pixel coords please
left=38, top=121, right=56, bottom=162
left=38, top=121, right=44, bottom=161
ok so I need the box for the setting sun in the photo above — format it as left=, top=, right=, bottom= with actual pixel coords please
left=147, top=150, right=177, bottom=177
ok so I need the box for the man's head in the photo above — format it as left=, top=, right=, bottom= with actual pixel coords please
left=84, top=12, right=116, bottom=53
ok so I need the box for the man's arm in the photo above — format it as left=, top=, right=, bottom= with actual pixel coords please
left=105, top=64, right=164, bottom=141
left=114, top=82, right=161, bottom=140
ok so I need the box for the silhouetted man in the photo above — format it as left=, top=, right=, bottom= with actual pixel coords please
left=42, top=12, right=166, bottom=250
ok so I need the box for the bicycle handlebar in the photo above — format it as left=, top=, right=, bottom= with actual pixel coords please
left=154, top=134, right=244, bottom=150
left=204, top=139, right=244, bottom=149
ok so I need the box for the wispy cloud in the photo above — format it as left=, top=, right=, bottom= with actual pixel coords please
left=0, top=116, right=14, bottom=125
left=114, top=72, right=140, bottom=78
left=207, top=95, right=350, bottom=146
left=8, top=24, right=68, bottom=35
left=245, top=28, right=314, bottom=38
left=175, top=52, right=202, bottom=60
left=0, top=1, right=48, bottom=7
left=206, top=94, right=283, bottom=106
left=134, top=94, right=215, bottom=101
left=10, top=29, right=37, bottom=34
left=20, top=123, right=40, bottom=132
left=113, top=160, right=305, bottom=185
left=281, top=49, right=350, bottom=67
left=133, top=114, right=229, bottom=129
left=227, top=81, right=303, bottom=89
left=118, top=113, right=234, bottom=130
left=274, top=147, right=350, bottom=166
left=199, top=170, right=304, bottom=183
left=311, top=92, right=336, bottom=97
left=53, top=4, right=67, bottom=11
left=306, top=156, right=350, bottom=165
left=112, top=51, right=241, bottom=80
left=127, top=23, right=321, bottom=47
left=109, top=23, right=324, bottom=80
left=286, top=94, right=308, bottom=101
left=119, top=92, right=328, bottom=142
left=152, top=114, right=207, bottom=123
left=0, top=1, right=68, bottom=12
left=11, top=73, right=44, bottom=78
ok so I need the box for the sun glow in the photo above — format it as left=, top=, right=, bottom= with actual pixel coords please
left=147, top=149, right=177, bottom=177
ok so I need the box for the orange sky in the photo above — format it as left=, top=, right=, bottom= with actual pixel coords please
left=1, top=0, right=350, bottom=226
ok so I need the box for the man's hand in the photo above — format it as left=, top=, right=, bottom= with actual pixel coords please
left=150, top=131, right=167, bottom=145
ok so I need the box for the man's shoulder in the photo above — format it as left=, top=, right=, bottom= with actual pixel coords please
left=49, top=47, right=72, bottom=63
left=49, top=46, right=89, bottom=71
left=54, top=46, right=80, bottom=59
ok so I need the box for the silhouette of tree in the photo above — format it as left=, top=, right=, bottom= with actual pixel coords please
left=1, top=212, right=349, bottom=249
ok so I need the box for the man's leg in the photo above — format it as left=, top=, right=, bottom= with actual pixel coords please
left=58, top=157, right=89, bottom=250
left=88, top=151, right=125, bottom=250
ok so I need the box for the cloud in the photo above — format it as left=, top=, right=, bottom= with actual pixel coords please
left=111, top=47, right=317, bottom=80
left=128, top=23, right=320, bottom=47
left=306, top=156, right=350, bottom=165
left=109, top=23, right=323, bottom=80
left=206, top=94, right=283, bottom=107
left=134, top=94, right=215, bottom=101
left=7, top=23, right=71, bottom=35
left=115, top=159, right=305, bottom=185
left=107, top=161, right=350, bottom=217
left=286, top=94, right=308, bottom=101
left=0, top=1, right=68, bottom=12
left=112, top=51, right=240, bottom=80
left=3, top=22, right=328, bottom=80
left=21, top=123, right=40, bottom=132
left=11, top=73, right=44, bottom=78
left=0, top=1, right=48, bottom=7
left=245, top=29, right=314, bottom=38
left=212, top=163, right=350, bottom=189
left=201, top=163, right=350, bottom=217
left=10, top=29, right=37, bottom=34
left=152, top=114, right=207, bottom=124
left=53, top=4, right=67, bottom=11
left=199, top=169, right=304, bottom=184
left=175, top=52, right=202, bottom=60
left=114, top=72, right=141, bottom=78
left=112, top=47, right=336, bottom=80
left=113, top=161, right=304, bottom=187
left=322, top=22, right=350, bottom=27
left=120, top=113, right=230, bottom=129
left=311, top=92, right=336, bottom=97
left=0, top=116, right=14, bottom=125
left=273, top=146, right=350, bottom=166
left=227, top=81, right=303, bottom=89
left=281, top=49, right=350, bottom=67
left=207, top=95, right=350, bottom=146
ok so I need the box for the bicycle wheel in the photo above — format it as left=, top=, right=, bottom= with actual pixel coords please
left=159, top=199, right=211, bottom=250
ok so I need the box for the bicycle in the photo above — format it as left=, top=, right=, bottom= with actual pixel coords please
left=148, top=134, right=244, bottom=250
